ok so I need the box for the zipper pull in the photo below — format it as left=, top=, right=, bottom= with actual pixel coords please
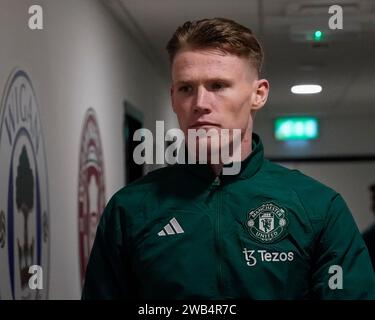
left=212, top=176, right=221, bottom=187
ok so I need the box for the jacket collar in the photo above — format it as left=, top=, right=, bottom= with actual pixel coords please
left=179, top=132, right=264, bottom=184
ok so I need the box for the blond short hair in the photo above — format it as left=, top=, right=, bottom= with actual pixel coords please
left=166, top=17, right=264, bottom=76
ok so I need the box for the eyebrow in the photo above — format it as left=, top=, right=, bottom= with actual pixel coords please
left=174, top=77, right=234, bottom=85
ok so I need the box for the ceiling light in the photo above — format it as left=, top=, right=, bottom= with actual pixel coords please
left=291, top=84, right=322, bottom=94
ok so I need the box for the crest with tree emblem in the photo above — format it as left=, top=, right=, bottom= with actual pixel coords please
left=0, top=69, right=49, bottom=299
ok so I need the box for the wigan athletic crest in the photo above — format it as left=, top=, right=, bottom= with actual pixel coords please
left=78, top=108, right=106, bottom=287
left=0, top=69, right=50, bottom=299
left=245, top=203, right=288, bottom=243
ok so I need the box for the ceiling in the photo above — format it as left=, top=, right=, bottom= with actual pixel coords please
left=101, top=0, right=375, bottom=119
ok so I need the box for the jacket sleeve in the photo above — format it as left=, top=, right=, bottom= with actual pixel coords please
left=81, top=197, right=136, bottom=299
left=310, top=193, right=375, bottom=299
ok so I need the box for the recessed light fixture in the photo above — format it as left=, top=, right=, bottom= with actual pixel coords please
left=291, top=84, right=322, bottom=94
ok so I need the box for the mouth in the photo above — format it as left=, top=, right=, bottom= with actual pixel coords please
left=189, top=122, right=221, bottom=129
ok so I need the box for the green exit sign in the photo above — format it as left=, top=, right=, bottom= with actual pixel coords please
left=275, top=117, right=319, bottom=141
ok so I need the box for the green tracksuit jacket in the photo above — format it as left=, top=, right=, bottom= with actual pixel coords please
left=82, top=133, right=375, bottom=299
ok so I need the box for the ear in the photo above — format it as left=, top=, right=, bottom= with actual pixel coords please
left=170, top=85, right=176, bottom=113
left=251, top=79, right=269, bottom=111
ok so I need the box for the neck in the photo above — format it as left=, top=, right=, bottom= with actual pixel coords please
left=210, top=132, right=252, bottom=176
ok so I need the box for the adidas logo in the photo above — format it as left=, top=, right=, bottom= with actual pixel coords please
left=157, top=217, right=184, bottom=236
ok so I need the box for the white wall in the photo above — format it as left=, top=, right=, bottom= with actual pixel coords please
left=0, top=0, right=175, bottom=299
left=255, top=114, right=375, bottom=158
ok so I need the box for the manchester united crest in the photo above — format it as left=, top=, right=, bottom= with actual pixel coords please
left=245, top=203, right=288, bottom=243
left=78, top=108, right=106, bottom=287
left=0, top=69, right=50, bottom=299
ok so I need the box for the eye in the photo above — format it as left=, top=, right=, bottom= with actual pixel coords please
left=211, top=82, right=226, bottom=91
left=178, top=85, right=192, bottom=93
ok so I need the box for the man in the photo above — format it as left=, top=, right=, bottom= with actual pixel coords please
left=363, top=184, right=375, bottom=271
left=82, top=18, right=375, bottom=299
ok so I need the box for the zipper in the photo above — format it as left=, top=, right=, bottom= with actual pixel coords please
left=211, top=175, right=224, bottom=296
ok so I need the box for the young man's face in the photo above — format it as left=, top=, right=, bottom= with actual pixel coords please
left=170, top=48, right=269, bottom=158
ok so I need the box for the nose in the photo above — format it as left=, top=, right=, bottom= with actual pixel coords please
left=193, top=86, right=212, bottom=114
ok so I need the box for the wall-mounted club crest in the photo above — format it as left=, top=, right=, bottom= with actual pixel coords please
left=0, top=69, right=50, bottom=299
left=78, top=108, right=106, bottom=287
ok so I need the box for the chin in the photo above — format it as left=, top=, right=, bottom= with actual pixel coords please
left=186, top=136, right=223, bottom=164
